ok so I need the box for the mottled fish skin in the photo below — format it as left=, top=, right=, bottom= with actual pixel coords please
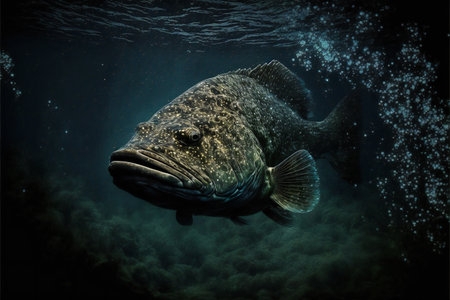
left=115, top=74, right=269, bottom=215
left=109, top=60, right=360, bottom=221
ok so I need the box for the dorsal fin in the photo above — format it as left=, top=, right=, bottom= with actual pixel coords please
left=230, top=60, right=312, bottom=118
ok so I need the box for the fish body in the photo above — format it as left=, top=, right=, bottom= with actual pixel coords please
left=109, top=60, right=360, bottom=225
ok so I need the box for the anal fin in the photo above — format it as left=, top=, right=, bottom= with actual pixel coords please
left=263, top=204, right=293, bottom=226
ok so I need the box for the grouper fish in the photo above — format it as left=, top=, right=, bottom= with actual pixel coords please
left=109, top=60, right=360, bottom=225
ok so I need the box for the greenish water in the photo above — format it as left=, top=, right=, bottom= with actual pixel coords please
left=1, top=1, right=448, bottom=299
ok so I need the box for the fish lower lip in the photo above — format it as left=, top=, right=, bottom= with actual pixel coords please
left=109, top=161, right=183, bottom=187
left=109, top=149, right=206, bottom=190
left=137, top=149, right=206, bottom=189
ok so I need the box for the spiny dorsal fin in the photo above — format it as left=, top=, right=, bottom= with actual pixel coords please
left=269, top=150, right=320, bottom=213
left=231, top=60, right=312, bottom=118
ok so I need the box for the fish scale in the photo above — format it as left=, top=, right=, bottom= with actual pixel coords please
left=109, top=60, right=361, bottom=225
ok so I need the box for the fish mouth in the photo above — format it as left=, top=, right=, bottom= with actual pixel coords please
left=109, top=149, right=204, bottom=190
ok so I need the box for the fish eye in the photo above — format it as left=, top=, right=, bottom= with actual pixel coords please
left=189, top=130, right=201, bottom=142
left=177, top=127, right=202, bottom=145
left=187, top=128, right=202, bottom=143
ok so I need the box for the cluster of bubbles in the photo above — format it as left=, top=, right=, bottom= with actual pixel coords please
left=293, top=4, right=448, bottom=251
left=0, top=51, right=22, bottom=97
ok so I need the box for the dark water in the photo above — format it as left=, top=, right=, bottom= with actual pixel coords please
left=1, top=1, right=448, bottom=299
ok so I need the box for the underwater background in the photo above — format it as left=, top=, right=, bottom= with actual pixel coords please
left=1, top=1, right=448, bottom=299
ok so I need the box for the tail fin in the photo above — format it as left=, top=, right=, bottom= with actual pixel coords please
left=320, top=91, right=361, bottom=184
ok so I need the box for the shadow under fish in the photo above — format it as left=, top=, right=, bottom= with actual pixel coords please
left=109, top=60, right=361, bottom=226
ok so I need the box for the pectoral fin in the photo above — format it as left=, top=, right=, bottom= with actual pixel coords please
left=269, top=150, right=320, bottom=213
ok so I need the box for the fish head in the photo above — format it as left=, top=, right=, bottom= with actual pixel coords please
left=109, top=100, right=266, bottom=210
